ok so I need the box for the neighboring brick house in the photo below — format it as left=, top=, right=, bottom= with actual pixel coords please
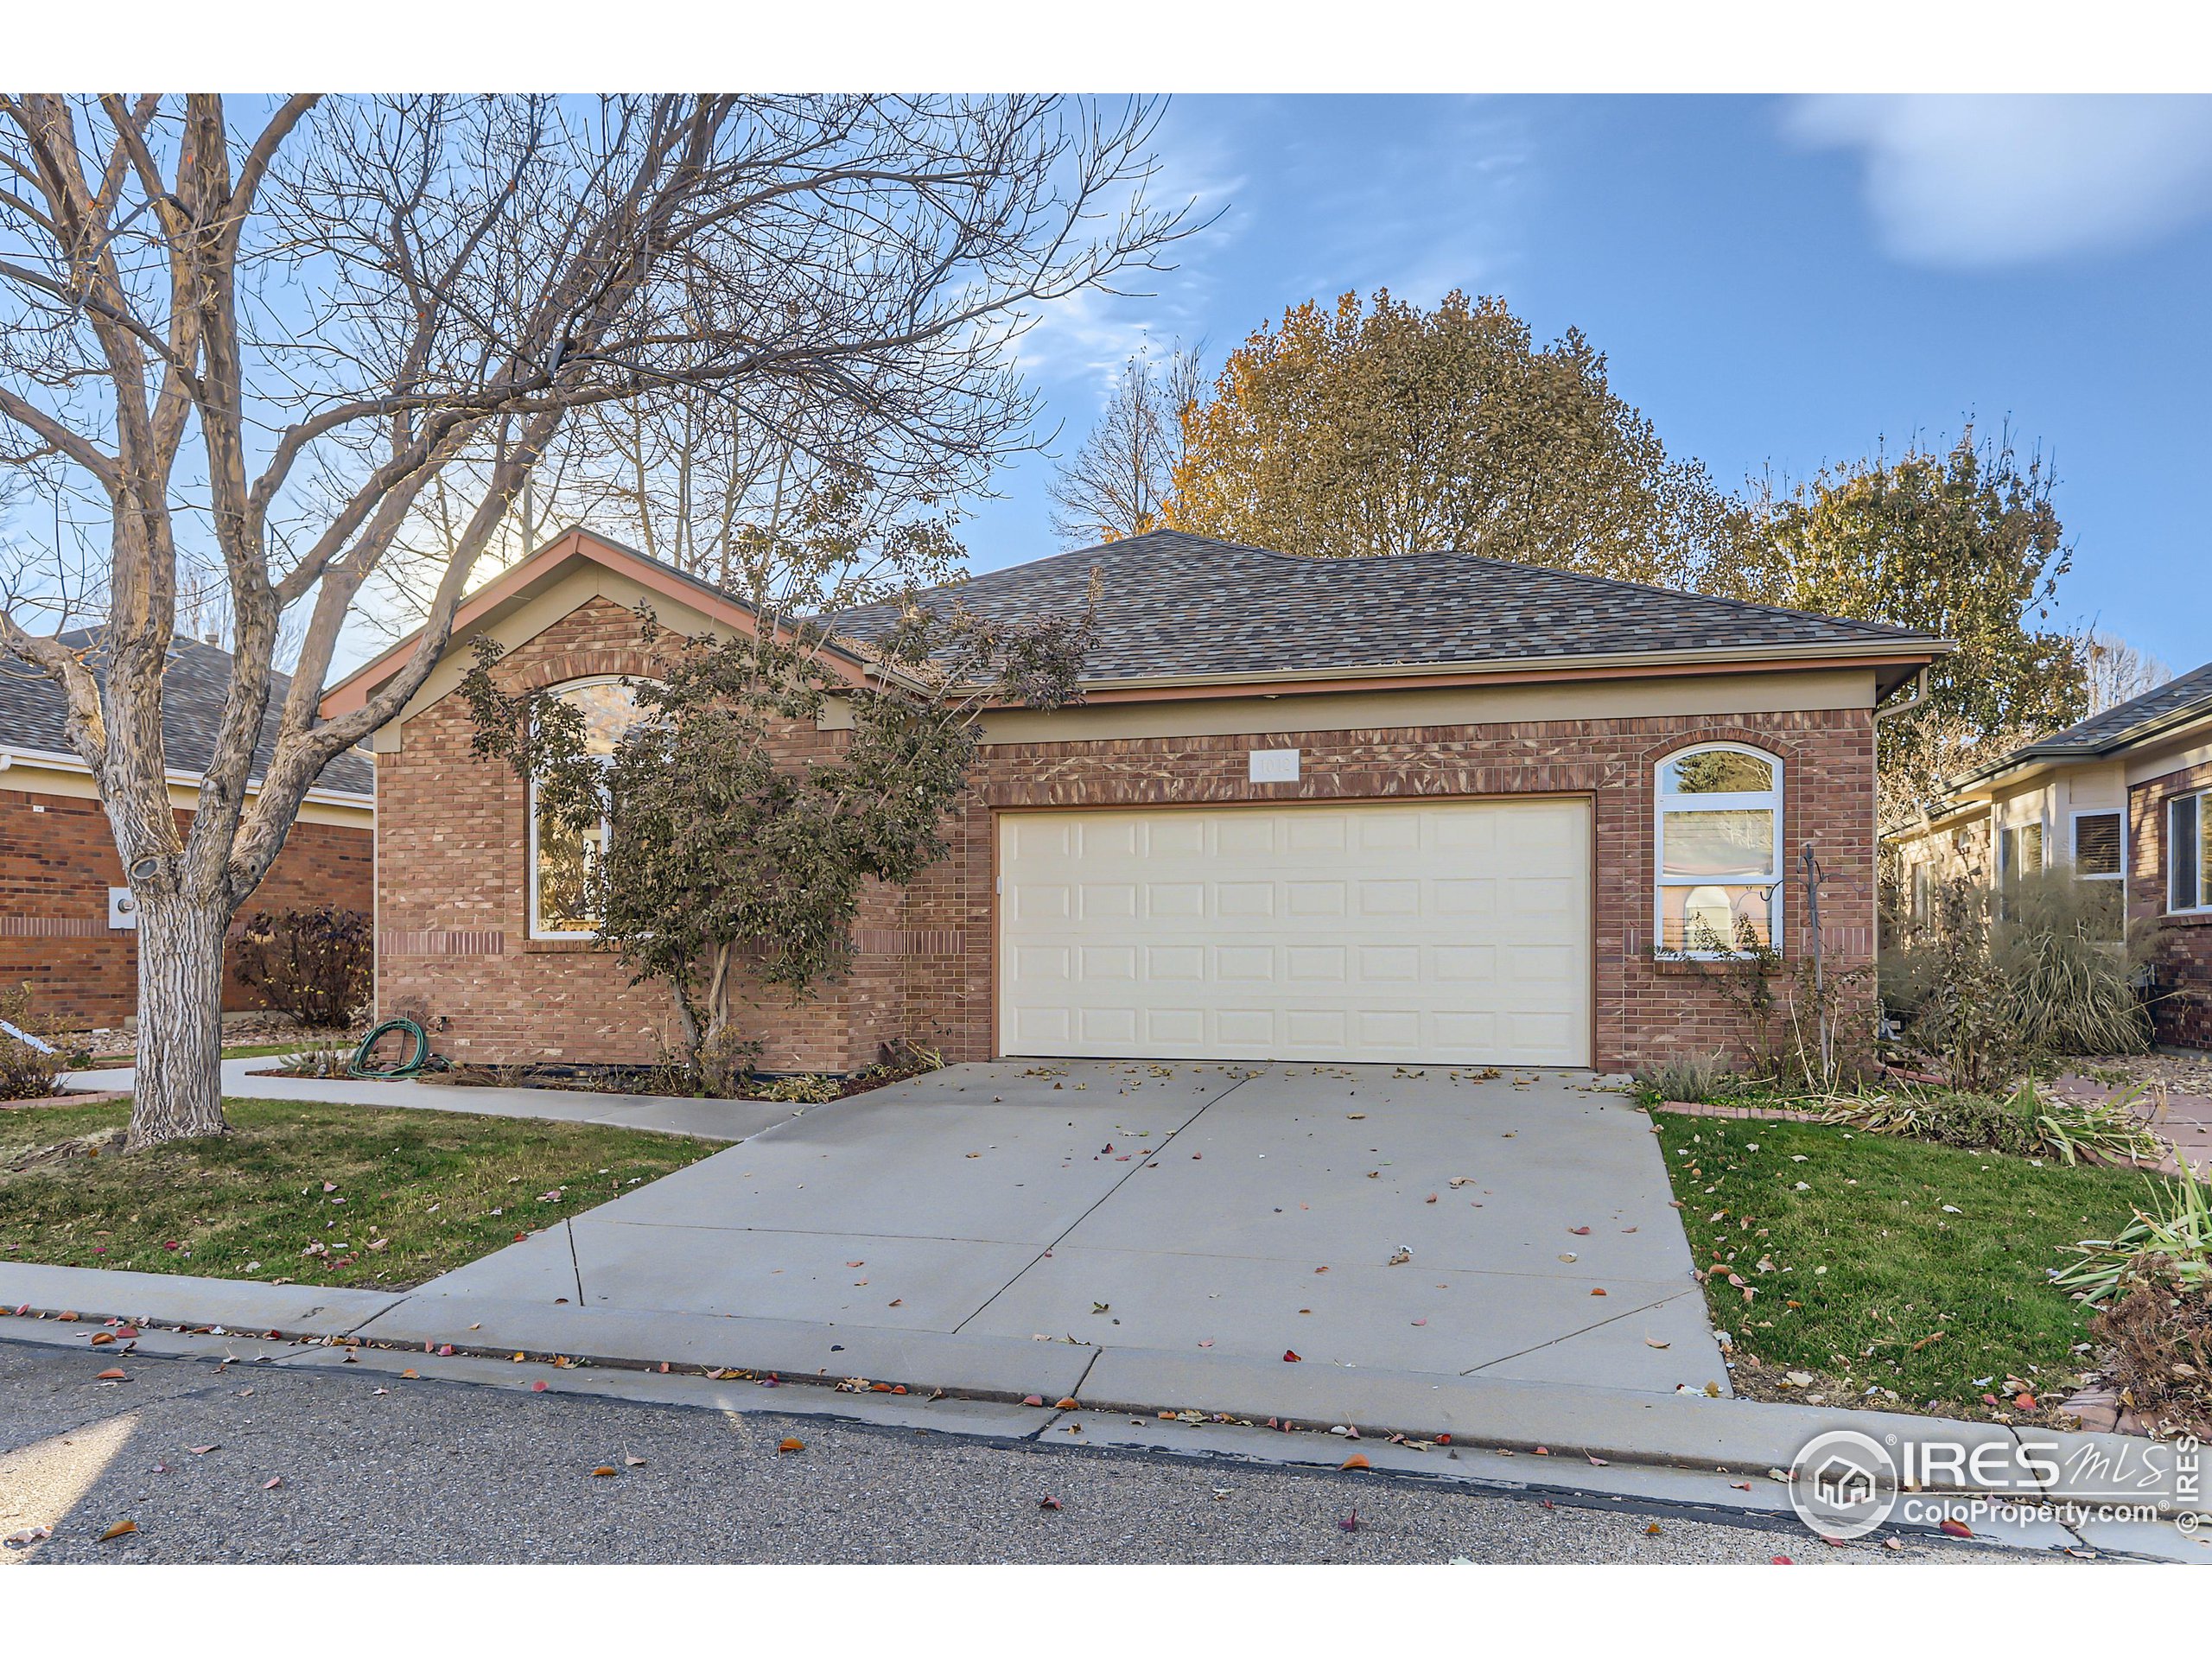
left=1888, top=660, right=2212, bottom=1050
left=325, top=527, right=1943, bottom=1075
left=0, top=634, right=374, bottom=1027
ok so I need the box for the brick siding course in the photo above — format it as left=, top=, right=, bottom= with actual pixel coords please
left=2131, top=756, right=2212, bottom=1050
left=0, top=786, right=372, bottom=1027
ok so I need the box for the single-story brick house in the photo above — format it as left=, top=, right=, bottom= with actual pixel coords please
left=0, top=632, right=374, bottom=1027
left=1886, top=659, right=2212, bottom=1050
left=324, top=526, right=1944, bottom=1074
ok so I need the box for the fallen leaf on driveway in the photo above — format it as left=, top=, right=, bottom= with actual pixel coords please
left=778, top=1437, right=804, bottom=1453
left=188, top=1445, right=218, bottom=1455
left=98, top=1520, right=136, bottom=1542
left=95, top=1368, right=127, bottom=1381
left=1283, top=1350, right=1303, bottom=1363
left=1568, top=1225, right=1591, bottom=1236
left=1038, top=1495, right=1062, bottom=1510
left=1386, top=1249, right=1411, bottom=1267
left=1645, top=1338, right=1670, bottom=1349
left=626, top=1455, right=646, bottom=1467
left=1590, top=1287, right=1607, bottom=1297
left=5, top=1525, right=52, bottom=1548
left=591, top=1465, right=619, bottom=1478
left=262, top=1476, right=283, bottom=1490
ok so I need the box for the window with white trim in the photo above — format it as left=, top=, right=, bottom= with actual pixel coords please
left=528, top=677, right=648, bottom=939
left=2071, top=810, right=2124, bottom=882
left=1656, top=744, right=1781, bottom=955
left=2173, top=790, right=2212, bottom=914
left=1910, top=861, right=1933, bottom=925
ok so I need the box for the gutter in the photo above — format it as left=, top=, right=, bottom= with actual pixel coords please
left=0, top=740, right=373, bottom=810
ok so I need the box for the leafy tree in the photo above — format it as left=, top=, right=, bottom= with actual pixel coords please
left=1048, top=342, right=1203, bottom=545
left=1721, top=430, right=2089, bottom=830
left=460, top=582, right=1096, bottom=1092
left=1165, top=289, right=1738, bottom=586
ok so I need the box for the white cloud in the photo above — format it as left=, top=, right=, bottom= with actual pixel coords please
left=1788, top=94, right=2212, bottom=267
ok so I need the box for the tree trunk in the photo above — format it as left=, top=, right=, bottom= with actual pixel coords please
left=127, top=893, right=232, bottom=1149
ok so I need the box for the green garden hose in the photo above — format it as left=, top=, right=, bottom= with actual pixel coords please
left=347, top=1016, right=445, bottom=1079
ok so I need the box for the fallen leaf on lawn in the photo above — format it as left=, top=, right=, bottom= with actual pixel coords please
left=778, top=1437, right=804, bottom=1453
left=2015, top=1392, right=2037, bottom=1411
left=1340, top=1453, right=1371, bottom=1471
left=591, top=1465, right=619, bottom=1478
left=262, top=1476, right=283, bottom=1490
left=99, top=1520, right=136, bottom=1542
left=95, top=1368, right=127, bottom=1381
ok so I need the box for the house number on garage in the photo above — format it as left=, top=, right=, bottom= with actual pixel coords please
left=1249, top=748, right=1300, bottom=784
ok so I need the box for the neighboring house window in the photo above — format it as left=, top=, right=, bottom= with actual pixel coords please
left=1910, top=861, right=1933, bottom=925
left=1996, top=819, right=2044, bottom=917
left=2173, top=790, right=2212, bottom=914
left=2071, top=810, right=2124, bottom=882
left=528, top=677, right=648, bottom=939
left=1656, top=744, right=1781, bottom=955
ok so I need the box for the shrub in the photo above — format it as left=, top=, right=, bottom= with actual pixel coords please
left=0, top=982, right=67, bottom=1102
left=270, top=1047, right=353, bottom=1079
left=751, top=1072, right=842, bottom=1105
left=1825, top=1079, right=2162, bottom=1166
left=232, top=906, right=372, bottom=1029
left=2054, top=1164, right=2212, bottom=1306
left=1885, top=869, right=2149, bottom=1086
left=2087, top=1260, right=2212, bottom=1438
left=1632, top=1052, right=1738, bottom=1104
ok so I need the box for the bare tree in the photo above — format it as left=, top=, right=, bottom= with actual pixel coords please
left=2083, top=629, right=2171, bottom=714
left=0, top=93, right=1188, bottom=1146
left=1047, top=341, right=1201, bottom=544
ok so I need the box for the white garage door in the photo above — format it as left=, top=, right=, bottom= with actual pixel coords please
left=997, top=798, right=1591, bottom=1067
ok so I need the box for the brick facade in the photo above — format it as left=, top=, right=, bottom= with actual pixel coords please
left=2131, top=757, right=2212, bottom=1050
left=0, top=785, right=372, bottom=1027
left=379, top=594, right=1879, bottom=1075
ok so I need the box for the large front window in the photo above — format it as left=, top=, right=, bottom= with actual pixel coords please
left=529, top=678, right=647, bottom=939
left=1656, top=744, right=1781, bottom=955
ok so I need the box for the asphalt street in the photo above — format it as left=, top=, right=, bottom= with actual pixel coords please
left=0, top=1339, right=2046, bottom=1565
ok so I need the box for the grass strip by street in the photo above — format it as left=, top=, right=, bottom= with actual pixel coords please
left=1654, top=1112, right=2154, bottom=1421
left=0, top=1096, right=716, bottom=1290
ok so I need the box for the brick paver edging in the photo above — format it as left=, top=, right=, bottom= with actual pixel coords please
left=1648, top=1099, right=1828, bottom=1123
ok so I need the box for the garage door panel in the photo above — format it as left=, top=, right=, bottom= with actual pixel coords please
left=1000, top=801, right=1590, bottom=1066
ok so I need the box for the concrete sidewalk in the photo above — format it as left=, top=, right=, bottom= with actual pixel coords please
left=60, top=1056, right=796, bottom=1141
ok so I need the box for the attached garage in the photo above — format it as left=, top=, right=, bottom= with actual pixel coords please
left=996, top=798, right=1593, bottom=1067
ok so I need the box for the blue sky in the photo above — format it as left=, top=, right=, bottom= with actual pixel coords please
left=967, top=94, right=2212, bottom=671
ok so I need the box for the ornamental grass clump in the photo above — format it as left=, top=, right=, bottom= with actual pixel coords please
left=1823, top=1079, right=2161, bottom=1167
left=2055, top=1164, right=2212, bottom=1306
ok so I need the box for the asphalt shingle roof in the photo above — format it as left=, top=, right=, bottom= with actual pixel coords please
left=1999, top=658, right=2212, bottom=760
left=824, top=529, right=1942, bottom=682
left=0, top=631, right=372, bottom=796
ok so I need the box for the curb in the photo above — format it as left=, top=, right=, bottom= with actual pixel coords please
left=4, top=1258, right=2198, bottom=1519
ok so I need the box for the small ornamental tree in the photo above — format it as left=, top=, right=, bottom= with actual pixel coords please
left=461, top=590, right=1094, bottom=1090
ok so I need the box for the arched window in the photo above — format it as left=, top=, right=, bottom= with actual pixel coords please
left=528, top=677, right=648, bottom=939
left=1656, top=743, right=1782, bottom=957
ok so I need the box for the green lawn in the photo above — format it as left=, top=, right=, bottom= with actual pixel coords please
left=0, top=1096, right=715, bottom=1290
left=1654, top=1113, right=2158, bottom=1416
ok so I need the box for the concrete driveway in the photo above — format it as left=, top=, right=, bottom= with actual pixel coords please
left=416, top=1060, right=1728, bottom=1396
